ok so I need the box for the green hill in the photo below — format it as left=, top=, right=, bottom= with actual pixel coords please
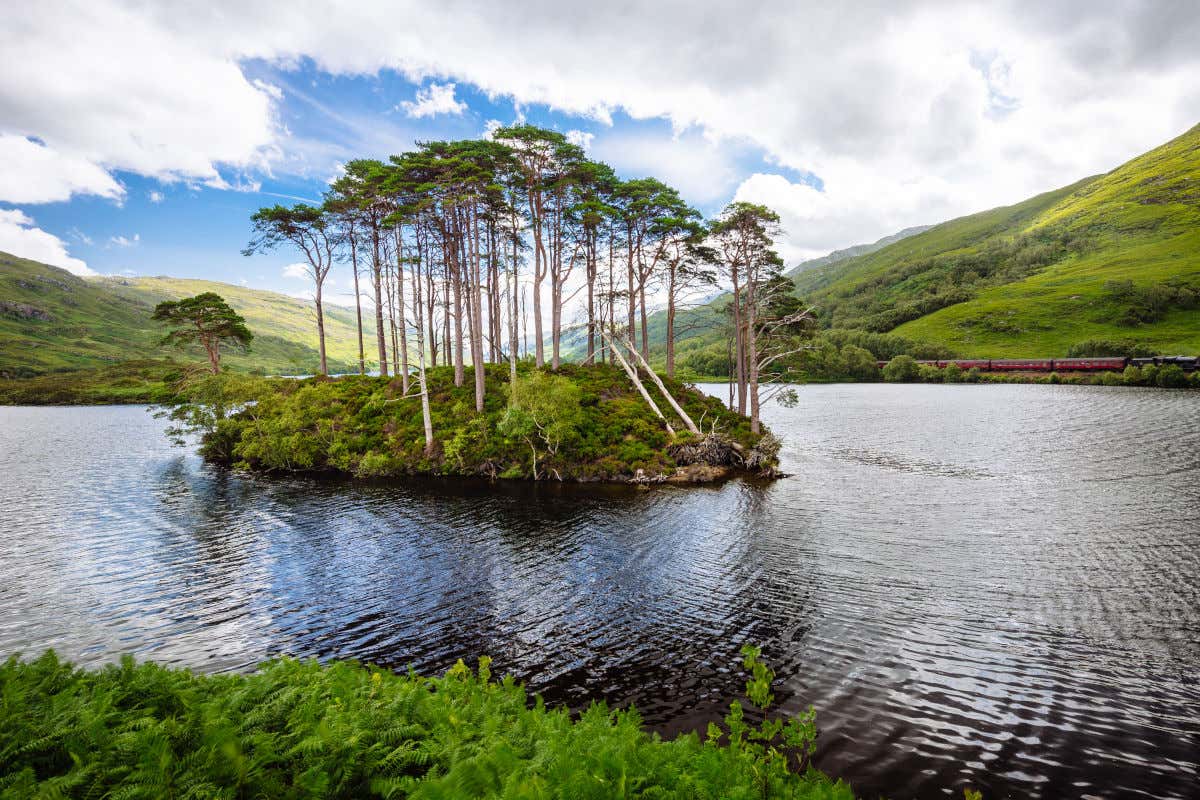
left=0, top=253, right=367, bottom=376
left=556, top=225, right=930, bottom=365
left=799, top=123, right=1200, bottom=356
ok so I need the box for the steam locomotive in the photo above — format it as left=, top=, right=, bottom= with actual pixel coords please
left=874, top=356, right=1200, bottom=372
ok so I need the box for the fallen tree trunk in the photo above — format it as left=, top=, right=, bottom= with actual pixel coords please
left=603, top=331, right=675, bottom=436
left=621, top=336, right=700, bottom=435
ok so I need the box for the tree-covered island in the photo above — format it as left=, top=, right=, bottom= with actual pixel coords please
left=172, top=359, right=781, bottom=484
left=143, top=126, right=804, bottom=484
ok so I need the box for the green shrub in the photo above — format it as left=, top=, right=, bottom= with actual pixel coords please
left=966, top=366, right=982, bottom=383
left=0, top=651, right=853, bottom=800
left=840, top=345, right=881, bottom=381
left=917, top=364, right=942, bottom=383
left=943, top=363, right=964, bottom=383
left=1066, top=339, right=1157, bottom=358
left=882, top=355, right=920, bottom=382
left=207, top=363, right=758, bottom=482
left=1099, top=371, right=1123, bottom=386
left=1156, top=364, right=1190, bottom=388
left=1122, top=365, right=1143, bottom=386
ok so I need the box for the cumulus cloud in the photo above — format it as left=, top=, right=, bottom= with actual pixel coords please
left=1, top=1, right=277, bottom=203
left=191, top=0, right=1194, bottom=256
left=5, top=1, right=1200, bottom=256
left=399, top=82, right=467, bottom=118
left=0, top=210, right=95, bottom=275
left=564, top=130, right=594, bottom=149
left=589, top=128, right=742, bottom=205
left=0, top=135, right=124, bottom=203
left=282, top=262, right=310, bottom=279
left=148, top=190, right=165, bottom=203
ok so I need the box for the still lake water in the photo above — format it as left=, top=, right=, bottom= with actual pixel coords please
left=1, top=384, right=1198, bottom=799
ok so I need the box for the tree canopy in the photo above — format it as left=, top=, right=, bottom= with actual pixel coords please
left=152, top=292, right=252, bottom=374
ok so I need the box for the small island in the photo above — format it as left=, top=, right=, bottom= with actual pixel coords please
left=193, top=361, right=780, bottom=484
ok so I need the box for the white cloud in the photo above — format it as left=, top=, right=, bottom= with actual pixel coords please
left=108, top=233, right=140, bottom=247
left=196, top=0, right=1192, bottom=255
left=282, top=262, right=309, bottom=279
left=0, top=2, right=278, bottom=203
left=398, top=82, right=466, bottom=119
left=148, top=190, right=164, bottom=203
left=564, top=129, right=594, bottom=150
left=5, top=1, right=1199, bottom=257
left=589, top=128, right=742, bottom=204
left=252, top=78, right=283, bottom=100
left=0, top=135, right=123, bottom=203
left=0, top=209, right=95, bottom=275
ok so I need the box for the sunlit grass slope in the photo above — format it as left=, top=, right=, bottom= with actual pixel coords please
left=102, top=276, right=366, bottom=370
left=0, top=253, right=367, bottom=375
left=803, top=123, right=1200, bottom=356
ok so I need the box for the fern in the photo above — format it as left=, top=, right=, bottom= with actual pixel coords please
left=0, top=650, right=854, bottom=799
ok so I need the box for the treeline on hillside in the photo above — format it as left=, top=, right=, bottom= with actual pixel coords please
left=816, top=226, right=1092, bottom=332
left=878, top=355, right=1199, bottom=388
left=673, top=328, right=950, bottom=382
left=245, top=126, right=811, bottom=435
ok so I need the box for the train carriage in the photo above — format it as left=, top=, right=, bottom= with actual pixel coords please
left=990, top=359, right=1053, bottom=371
left=1051, top=358, right=1127, bottom=371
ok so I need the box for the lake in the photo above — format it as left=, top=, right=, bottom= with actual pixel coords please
left=1, top=383, right=1197, bottom=799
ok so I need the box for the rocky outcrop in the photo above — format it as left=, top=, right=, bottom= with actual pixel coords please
left=0, top=301, right=53, bottom=321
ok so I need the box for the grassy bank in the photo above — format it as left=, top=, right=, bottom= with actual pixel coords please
left=204, top=362, right=773, bottom=483
left=877, top=355, right=1199, bottom=388
left=0, top=651, right=854, bottom=800
left=0, top=359, right=184, bottom=405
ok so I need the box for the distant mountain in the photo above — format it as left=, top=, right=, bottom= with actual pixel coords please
left=794, top=122, right=1200, bottom=356
left=785, top=225, right=931, bottom=279
left=0, top=254, right=367, bottom=376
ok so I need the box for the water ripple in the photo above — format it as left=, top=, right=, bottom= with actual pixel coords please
left=0, top=385, right=1198, bottom=799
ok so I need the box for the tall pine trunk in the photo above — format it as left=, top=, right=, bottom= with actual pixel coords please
left=747, top=274, right=760, bottom=433
left=394, top=227, right=409, bottom=394
left=371, top=229, right=389, bottom=377
left=732, top=262, right=746, bottom=415
left=315, top=281, right=328, bottom=376
left=451, top=232, right=465, bottom=388
left=665, top=266, right=676, bottom=378
left=626, top=223, right=636, bottom=345
left=349, top=234, right=365, bottom=375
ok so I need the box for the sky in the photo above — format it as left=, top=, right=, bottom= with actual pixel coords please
left=1, top=0, right=1198, bottom=307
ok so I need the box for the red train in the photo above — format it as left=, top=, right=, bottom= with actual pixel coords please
left=874, top=356, right=1199, bottom=372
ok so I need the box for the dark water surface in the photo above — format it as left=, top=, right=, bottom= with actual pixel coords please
left=2, top=384, right=1198, bottom=799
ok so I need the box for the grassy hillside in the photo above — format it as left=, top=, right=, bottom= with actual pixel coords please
left=557, top=225, right=931, bottom=366
left=100, top=276, right=366, bottom=370
left=808, top=123, right=1200, bottom=355
left=0, top=253, right=367, bottom=376
left=582, top=124, right=1200, bottom=371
